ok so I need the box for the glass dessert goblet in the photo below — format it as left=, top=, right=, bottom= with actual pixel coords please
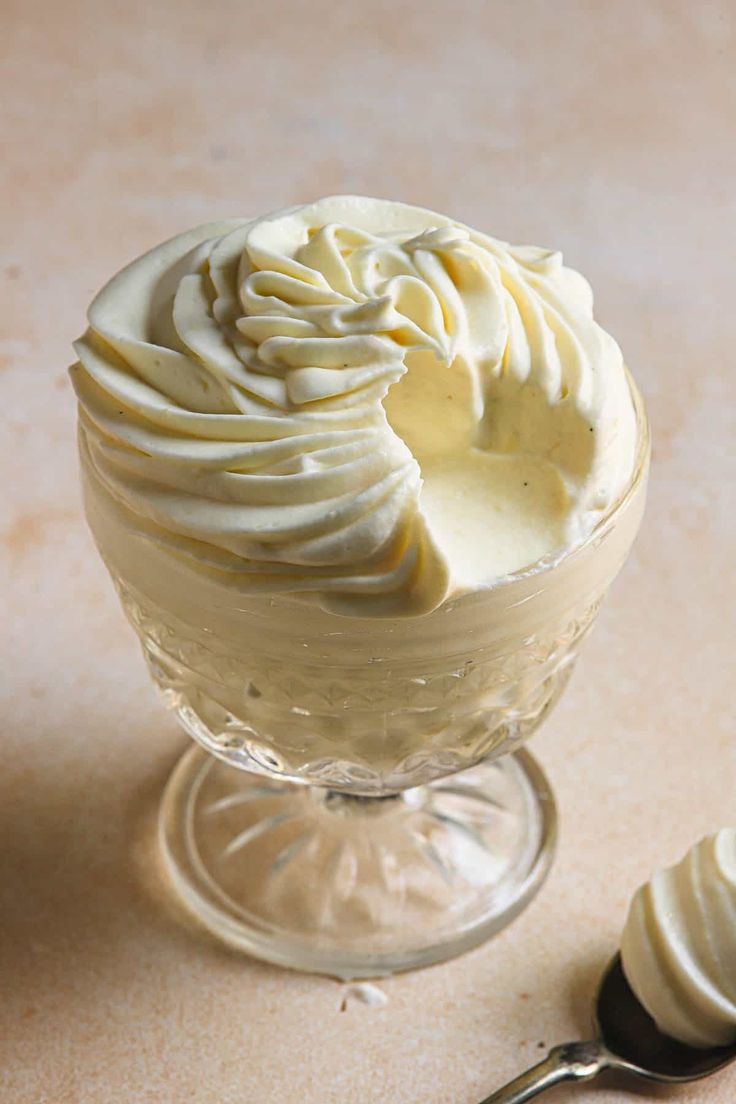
left=80, top=381, right=648, bottom=978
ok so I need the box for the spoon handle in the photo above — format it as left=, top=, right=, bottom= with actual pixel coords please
left=477, top=1040, right=610, bottom=1103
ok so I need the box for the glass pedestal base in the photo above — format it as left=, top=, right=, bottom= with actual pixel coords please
left=159, top=745, right=557, bottom=979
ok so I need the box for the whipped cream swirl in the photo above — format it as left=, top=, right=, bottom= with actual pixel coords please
left=621, top=830, right=736, bottom=1048
left=72, top=196, right=636, bottom=616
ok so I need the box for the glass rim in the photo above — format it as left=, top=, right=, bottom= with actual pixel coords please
left=82, top=367, right=650, bottom=620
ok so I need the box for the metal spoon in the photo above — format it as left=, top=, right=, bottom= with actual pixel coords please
left=479, top=953, right=736, bottom=1103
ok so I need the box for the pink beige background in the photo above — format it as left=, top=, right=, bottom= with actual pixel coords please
left=2, top=1, right=735, bottom=1101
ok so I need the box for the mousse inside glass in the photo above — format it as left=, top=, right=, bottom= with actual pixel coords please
left=73, top=197, right=649, bottom=976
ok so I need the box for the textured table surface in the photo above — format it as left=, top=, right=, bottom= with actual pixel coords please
left=2, top=1, right=735, bottom=1101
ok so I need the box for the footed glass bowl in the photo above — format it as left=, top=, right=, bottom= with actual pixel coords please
left=80, top=385, right=648, bottom=978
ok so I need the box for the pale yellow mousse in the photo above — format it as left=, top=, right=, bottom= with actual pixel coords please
left=621, top=830, right=736, bottom=1048
left=71, top=196, right=637, bottom=616
left=382, top=349, right=571, bottom=585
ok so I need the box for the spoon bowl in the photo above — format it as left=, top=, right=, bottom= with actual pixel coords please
left=595, top=954, right=736, bottom=1083
left=480, top=953, right=736, bottom=1103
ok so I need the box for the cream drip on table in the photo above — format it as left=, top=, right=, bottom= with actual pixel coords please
left=71, top=195, right=637, bottom=617
left=621, top=829, right=736, bottom=1049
